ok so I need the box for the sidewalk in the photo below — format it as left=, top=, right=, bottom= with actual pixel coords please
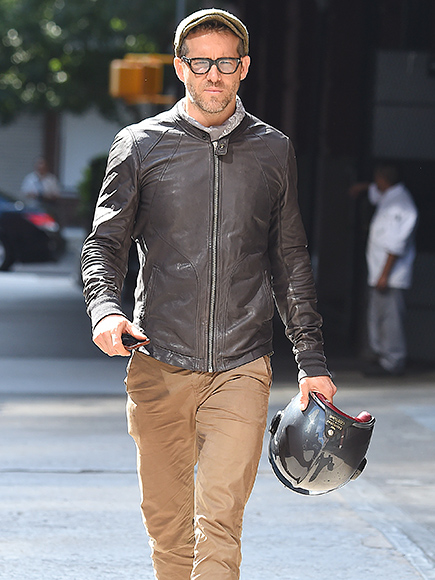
left=1, top=358, right=434, bottom=579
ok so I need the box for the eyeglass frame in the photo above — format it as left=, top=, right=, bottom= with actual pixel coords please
left=180, top=56, right=242, bottom=75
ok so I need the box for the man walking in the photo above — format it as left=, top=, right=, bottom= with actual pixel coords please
left=82, top=9, right=336, bottom=579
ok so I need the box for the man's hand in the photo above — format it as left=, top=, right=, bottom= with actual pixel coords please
left=376, top=272, right=389, bottom=292
left=92, top=314, right=149, bottom=357
left=298, top=375, right=337, bottom=411
left=376, top=253, right=397, bottom=292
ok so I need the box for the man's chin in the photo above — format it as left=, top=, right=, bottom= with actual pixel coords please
left=199, top=97, right=231, bottom=115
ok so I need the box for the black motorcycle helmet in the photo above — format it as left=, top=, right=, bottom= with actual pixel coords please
left=268, top=392, right=375, bottom=495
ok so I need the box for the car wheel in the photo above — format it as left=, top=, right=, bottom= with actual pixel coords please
left=0, top=237, right=14, bottom=271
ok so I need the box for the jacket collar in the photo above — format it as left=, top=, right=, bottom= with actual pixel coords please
left=173, top=97, right=246, bottom=141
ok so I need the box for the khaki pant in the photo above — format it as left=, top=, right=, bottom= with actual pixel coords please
left=125, top=352, right=272, bottom=579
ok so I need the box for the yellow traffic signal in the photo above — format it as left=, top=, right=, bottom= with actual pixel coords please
left=109, top=54, right=175, bottom=105
left=110, top=60, right=147, bottom=98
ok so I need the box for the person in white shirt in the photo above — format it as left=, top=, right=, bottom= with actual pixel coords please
left=350, top=164, right=418, bottom=376
left=21, top=157, right=60, bottom=203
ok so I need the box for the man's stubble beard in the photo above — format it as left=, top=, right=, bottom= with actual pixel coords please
left=186, top=79, right=239, bottom=117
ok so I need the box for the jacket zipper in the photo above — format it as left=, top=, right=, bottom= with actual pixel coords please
left=208, top=141, right=220, bottom=372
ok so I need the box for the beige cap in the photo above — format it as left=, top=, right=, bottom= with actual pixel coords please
left=174, top=8, right=249, bottom=57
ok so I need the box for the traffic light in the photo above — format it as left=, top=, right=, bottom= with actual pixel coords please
left=109, top=54, right=175, bottom=105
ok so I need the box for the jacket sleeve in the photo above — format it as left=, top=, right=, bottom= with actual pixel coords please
left=81, top=127, right=141, bottom=330
left=268, top=139, right=330, bottom=381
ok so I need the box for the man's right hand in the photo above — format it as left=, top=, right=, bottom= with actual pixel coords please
left=92, top=314, right=149, bottom=357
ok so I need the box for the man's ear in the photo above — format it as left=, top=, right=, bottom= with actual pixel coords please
left=240, top=55, right=251, bottom=81
left=174, top=57, right=185, bottom=82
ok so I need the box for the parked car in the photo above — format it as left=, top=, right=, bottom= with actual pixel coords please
left=0, top=190, right=66, bottom=271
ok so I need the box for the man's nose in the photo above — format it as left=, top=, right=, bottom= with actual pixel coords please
left=206, top=63, right=222, bottom=81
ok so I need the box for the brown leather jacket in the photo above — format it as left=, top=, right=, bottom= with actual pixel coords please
left=81, top=105, right=329, bottom=378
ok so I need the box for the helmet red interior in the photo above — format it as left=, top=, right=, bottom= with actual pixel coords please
left=315, top=393, right=373, bottom=423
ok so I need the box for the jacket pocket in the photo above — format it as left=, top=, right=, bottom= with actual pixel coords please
left=137, top=260, right=199, bottom=356
left=261, top=269, right=275, bottom=322
left=136, top=264, right=159, bottom=326
left=222, top=264, right=274, bottom=356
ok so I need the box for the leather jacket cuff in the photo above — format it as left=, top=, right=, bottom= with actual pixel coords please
left=296, top=350, right=331, bottom=382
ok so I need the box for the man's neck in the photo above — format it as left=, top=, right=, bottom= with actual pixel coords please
left=179, top=96, right=246, bottom=143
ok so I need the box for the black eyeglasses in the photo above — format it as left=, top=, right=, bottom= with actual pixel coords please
left=181, top=56, right=242, bottom=75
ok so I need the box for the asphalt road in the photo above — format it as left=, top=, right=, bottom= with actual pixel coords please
left=1, top=229, right=434, bottom=579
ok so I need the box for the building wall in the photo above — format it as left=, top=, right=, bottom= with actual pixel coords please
left=59, top=110, right=123, bottom=192
left=372, top=50, right=435, bottom=160
left=0, top=115, right=44, bottom=197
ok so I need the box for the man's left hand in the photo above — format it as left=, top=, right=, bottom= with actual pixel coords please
left=298, top=375, right=337, bottom=411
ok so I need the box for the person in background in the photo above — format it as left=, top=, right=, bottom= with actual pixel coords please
left=21, top=157, right=60, bottom=203
left=350, top=163, right=418, bottom=377
left=82, top=8, right=336, bottom=579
